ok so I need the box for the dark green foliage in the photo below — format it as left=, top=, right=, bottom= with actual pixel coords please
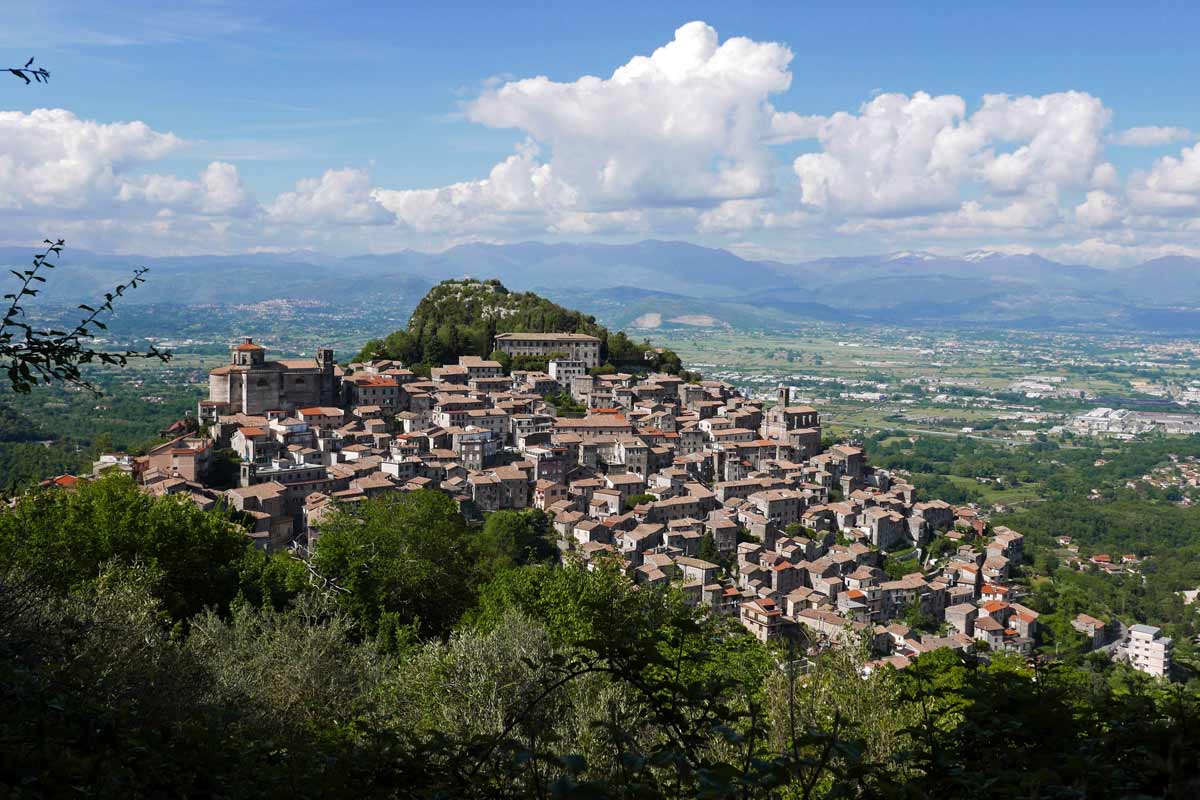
left=3, top=546, right=1198, bottom=799
left=900, top=601, right=937, bottom=632
left=910, top=472, right=983, bottom=504
left=896, top=649, right=1200, bottom=798
left=0, top=567, right=386, bottom=799
left=0, top=403, right=40, bottom=442
left=546, top=390, right=587, bottom=416
left=473, top=509, right=557, bottom=579
left=881, top=550, right=918, bottom=580
left=235, top=546, right=307, bottom=610
left=311, top=490, right=475, bottom=639
left=471, top=561, right=659, bottom=648
left=2, top=455, right=1200, bottom=797
left=625, top=492, right=657, bottom=510
left=0, top=473, right=248, bottom=621
left=206, top=447, right=242, bottom=489
left=0, top=441, right=89, bottom=490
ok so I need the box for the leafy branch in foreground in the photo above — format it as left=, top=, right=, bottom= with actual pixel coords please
left=7, top=57, right=50, bottom=85
left=0, top=240, right=170, bottom=393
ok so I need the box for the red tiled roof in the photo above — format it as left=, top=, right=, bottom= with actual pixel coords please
left=351, top=376, right=399, bottom=387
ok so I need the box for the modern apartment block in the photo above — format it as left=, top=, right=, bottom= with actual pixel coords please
left=1126, top=623, right=1172, bottom=677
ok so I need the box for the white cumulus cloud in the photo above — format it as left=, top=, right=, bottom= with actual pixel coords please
left=7, top=21, right=1200, bottom=264
left=792, top=91, right=1110, bottom=220
left=118, top=161, right=255, bottom=216
left=1075, top=190, right=1123, bottom=228
left=374, top=20, right=799, bottom=235
left=373, top=143, right=577, bottom=233
left=1113, top=126, right=1193, bottom=147
left=268, top=168, right=394, bottom=225
left=0, top=108, right=183, bottom=209
left=1127, top=142, right=1200, bottom=214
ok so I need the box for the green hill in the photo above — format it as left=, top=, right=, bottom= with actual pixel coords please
left=355, top=278, right=691, bottom=376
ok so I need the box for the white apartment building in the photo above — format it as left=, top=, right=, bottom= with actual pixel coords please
left=1126, top=623, right=1173, bottom=677
left=549, top=358, right=586, bottom=387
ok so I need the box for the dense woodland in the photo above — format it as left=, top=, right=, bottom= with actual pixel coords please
left=354, top=279, right=693, bottom=378
left=1, top=474, right=1198, bottom=799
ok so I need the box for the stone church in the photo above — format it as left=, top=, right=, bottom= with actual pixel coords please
left=202, top=338, right=341, bottom=418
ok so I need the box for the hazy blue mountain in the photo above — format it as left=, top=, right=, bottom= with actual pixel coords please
left=0, top=247, right=433, bottom=307
left=348, top=239, right=783, bottom=297
left=539, top=285, right=852, bottom=331
left=2, top=240, right=1198, bottom=332
left=1099, top=256, right=1200, bottom=305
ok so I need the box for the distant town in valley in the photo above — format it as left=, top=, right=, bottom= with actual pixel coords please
left=27, top=272, right=1196, bottom=681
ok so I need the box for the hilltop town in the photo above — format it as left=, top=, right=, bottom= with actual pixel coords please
left=77, top=328, right=1173, bottom=679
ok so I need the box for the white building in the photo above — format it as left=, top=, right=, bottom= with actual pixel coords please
left=549, top=358, right=586, bottom=388
left=1126, top=623, right=1172, bottom=677
left=493, top=333, right=602, bottom=369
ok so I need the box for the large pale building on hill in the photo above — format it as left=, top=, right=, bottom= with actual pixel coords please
left=201, top=337, right=341, bottom=418
left=493, top=332, right=602, bottom=368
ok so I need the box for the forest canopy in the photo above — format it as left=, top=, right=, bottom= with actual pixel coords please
left=1, top=475, right=1197, bottom=799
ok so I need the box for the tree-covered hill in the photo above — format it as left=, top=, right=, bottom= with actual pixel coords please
left=355, top=278, right=692, bottom=376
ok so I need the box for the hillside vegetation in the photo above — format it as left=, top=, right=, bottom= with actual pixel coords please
left=355, top=278, right=691, bottom=376
left=2, top=476, right=1198, bottom=799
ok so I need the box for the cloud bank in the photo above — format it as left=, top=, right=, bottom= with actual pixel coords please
left=3, top=21, right=1200, bottom=265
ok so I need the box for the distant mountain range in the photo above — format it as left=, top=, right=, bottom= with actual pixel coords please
left=3, top=240, right=1199, bottom=333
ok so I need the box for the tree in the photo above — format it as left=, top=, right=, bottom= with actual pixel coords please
left=6, top=56, right=49, bottom=84
left=1, top=241, right=170, bottom=393
left=0, top=474, right=249, bottom=620
left=310, top=490, right=474, bottom=639
left=546, top=390, right=586, bottom=416
left=473, top=509, right=556, bottom=578
left=625, top=492, right=657, bottom=511
left=488, top=348, right=512, bottom=371
left=187, top=593, right=388, bottom=731
left=900, top=600, right=937, bottom=632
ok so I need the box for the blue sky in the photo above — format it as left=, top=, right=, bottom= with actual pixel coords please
left=4, top=1, right=1200, bottom=264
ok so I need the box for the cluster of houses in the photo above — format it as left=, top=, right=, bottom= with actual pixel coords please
left=1073, top=406, right=1200, bottom=438
left=68, top=335, right=1174, bottom=676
